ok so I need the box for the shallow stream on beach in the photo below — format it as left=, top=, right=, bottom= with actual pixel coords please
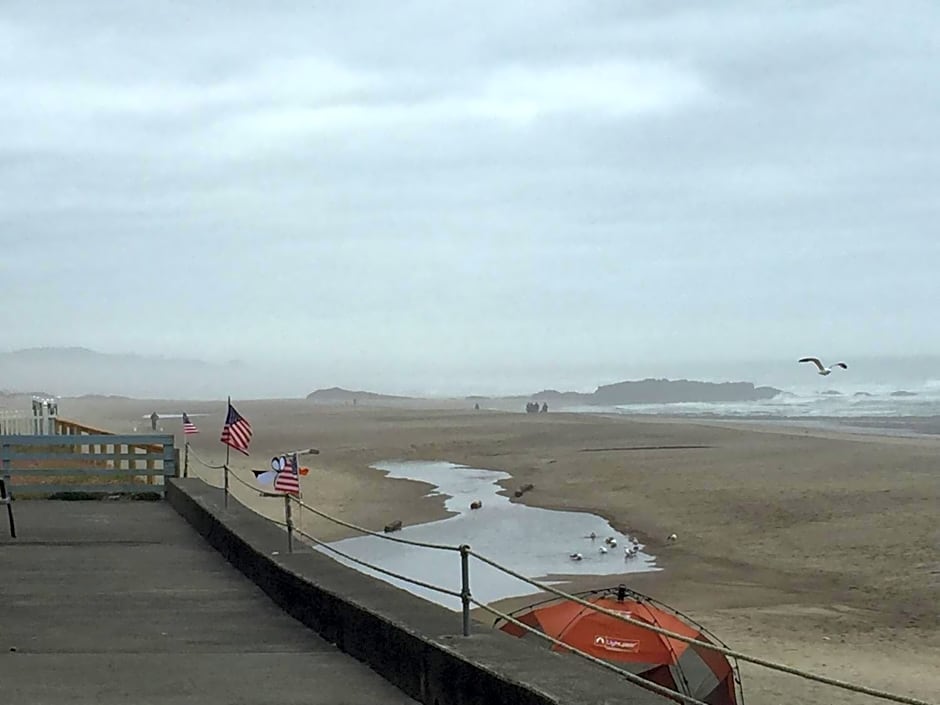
left=314, top=460, right=659, bottom=610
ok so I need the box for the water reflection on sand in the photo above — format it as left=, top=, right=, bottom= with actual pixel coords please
left=315, top=461, right=659, bottom=610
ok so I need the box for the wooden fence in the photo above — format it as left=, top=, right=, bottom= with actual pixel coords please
left=0, top=432, right=177, bottom=497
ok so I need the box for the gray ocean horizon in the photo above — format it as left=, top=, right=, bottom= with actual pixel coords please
left=2, top=348, right=939, bottom=401
left=557, top=383, right=940, bottom=421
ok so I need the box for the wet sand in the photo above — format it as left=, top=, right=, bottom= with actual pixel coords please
left=58, top=397, right=940, bottom=704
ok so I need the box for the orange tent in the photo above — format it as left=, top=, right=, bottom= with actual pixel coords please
left=495, top=585, right=743, bottom=704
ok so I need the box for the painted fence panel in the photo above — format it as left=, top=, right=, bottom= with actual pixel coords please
left=0, top=433, right=177, bottom=496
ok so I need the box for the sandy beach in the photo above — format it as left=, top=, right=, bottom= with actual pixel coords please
left=59, top=397, right=940, bottom=704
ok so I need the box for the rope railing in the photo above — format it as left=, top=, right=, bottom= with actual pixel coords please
left=195, top=459, right=938, bottom=705
left=187, top=446, right=226, bottom=470
left=186, top=450, right=290, bottom=527
left=192, top=460, right=459, bottom=596
left=290, top=494, right=461, bottom=552
left=292, top=524, right=462, bottom=598
left=223, top=468, right=298, bottom=530
left=470, top=597, right=706, bottom=705
left=225, top=466, right=265, bottom=493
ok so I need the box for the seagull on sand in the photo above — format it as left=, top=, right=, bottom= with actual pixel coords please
left=798, top=357, right=848, bottom=376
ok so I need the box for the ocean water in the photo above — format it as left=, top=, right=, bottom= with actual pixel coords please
left=563, top=380, right=940, bottom=421
left=314, top=460, right=658, bottom=610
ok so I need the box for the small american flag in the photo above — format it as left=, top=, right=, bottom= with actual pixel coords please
left=274, top=460, right=300, bottom=494
left=182, top=413, right=199, bottom=435
left=273, top=456, right=300, bottom=494
left=220, top=402, right=252, bottom=456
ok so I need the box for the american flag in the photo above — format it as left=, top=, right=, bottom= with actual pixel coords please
left=273, top=456, right=300, bottom=494
left=220, top=403, right=252, bottom=456
left=182, top=413, right=199, bottom=435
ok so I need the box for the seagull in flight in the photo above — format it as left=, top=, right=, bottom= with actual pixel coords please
left=799, top=357, right=848, bottom=376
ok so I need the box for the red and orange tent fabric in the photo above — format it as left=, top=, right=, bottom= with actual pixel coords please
left=495, top=585, right=743, bottom=704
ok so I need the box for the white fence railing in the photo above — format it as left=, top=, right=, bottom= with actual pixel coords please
left=0, top=410, right=32, bottom=435
left=0, top=397, right=58, bottom=435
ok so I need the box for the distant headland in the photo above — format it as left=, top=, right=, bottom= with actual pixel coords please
left=308, top=378, right=781, bottom=407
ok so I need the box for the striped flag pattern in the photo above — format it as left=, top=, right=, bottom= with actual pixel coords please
left=220, top=403, right=252, bottom=456
left=273, top=456, right=301, bottom=495
left=182, top=413, right=199, bottom=435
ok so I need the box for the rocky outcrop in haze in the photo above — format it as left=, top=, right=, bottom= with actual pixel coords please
left=589, top=378, right=779, bottom=404
left=527, top=378, right=780, bottom=405
left=306, top=387, right=409, bottom=403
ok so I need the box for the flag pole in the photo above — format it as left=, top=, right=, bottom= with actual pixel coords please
left=223, top=397, right=231, bottom=507
left=184, top=439, right=189, bottom=479
left=294, top=450, right=302, bottom=534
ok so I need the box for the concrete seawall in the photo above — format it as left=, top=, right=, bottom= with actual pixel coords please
left=167, top=479, right=668, bottom=705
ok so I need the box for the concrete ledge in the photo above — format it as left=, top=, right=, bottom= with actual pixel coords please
left=167, top=479, right=668, bottom=705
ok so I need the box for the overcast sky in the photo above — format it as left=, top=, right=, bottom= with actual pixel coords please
left=2, top=1, right=938, bottom=394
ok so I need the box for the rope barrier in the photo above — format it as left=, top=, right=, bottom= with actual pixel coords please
left=185, top=457, right=458, bottom=555
left=186, top=461, right=462, bottom=596
left=467, top=550, right=937, bottom=705
left=471, top=598, right=705, bottom=705
left=188, top=456, right=291, bottom=529
left=187, top=447, right=226, bottom=470
left=225, top=467, right=269, bottom=494
left=292, top=525, right=462, bottom=598
left=212, top=471, right=289, bottom=527
left=290, top=495, right=461, bottom=553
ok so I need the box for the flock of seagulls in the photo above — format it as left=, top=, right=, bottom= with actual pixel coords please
left=570, top=532, right=655, bottom=562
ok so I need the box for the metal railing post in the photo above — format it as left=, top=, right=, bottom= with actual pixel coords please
left=1, top=443, right=14, bottom=539
left=1, top=478, right=14, bottom=539
left=223, top=465, right=229, bottom=507
left=460, top=544, right=471, bottom=636
left=285, top=495, right=294, bottom=553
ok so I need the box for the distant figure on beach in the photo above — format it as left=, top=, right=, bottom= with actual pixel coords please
left=474, top=402, right=480, bottom=410
left=150, top=411, right=159, bottom=431
left=540, top=402, right=548, bottom=413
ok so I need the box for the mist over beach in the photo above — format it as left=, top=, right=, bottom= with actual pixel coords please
left=2, top=2, right=939, bottom=703
left=2, top=347, right=940, bottom=403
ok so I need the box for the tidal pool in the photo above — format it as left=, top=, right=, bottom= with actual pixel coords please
left=314, top=461, right=659, bottom=610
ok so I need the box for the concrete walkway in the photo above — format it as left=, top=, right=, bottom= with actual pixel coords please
left=0, top=500, right=417, bottom=704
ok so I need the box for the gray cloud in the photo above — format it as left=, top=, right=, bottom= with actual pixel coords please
left=1, top=1, right=938, bottom=395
